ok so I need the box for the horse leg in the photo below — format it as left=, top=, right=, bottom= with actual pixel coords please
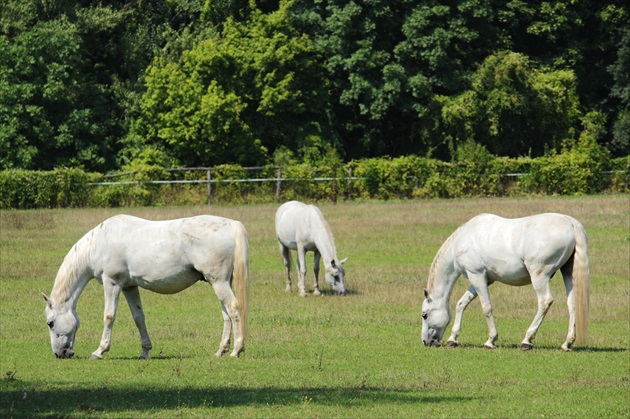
left=280, top=244, right=292, bottom=293
left=447, top=286, right=478, bottom=347
left=211, top=281, right=243, bottom=357
left=296, top=244, right=308, bottom=297
left=215, top=304, right=232, bottom=357
left=122, top=286, right=153, bottom=360
left=313, top=250, right=322, bottom=296
left=91, top=276, right=122, bottom=360
left=521, top=273, right=554, bottom=350
left=467, top=272, right=498, bottom=349
left=560, top=264, right=576, bottom=352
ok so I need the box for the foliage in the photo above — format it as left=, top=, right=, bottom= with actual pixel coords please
left=0, top=168, right=96, bottom=209
left=0, top=0, right=627, bottom=172
left=1, top=144, right=624, bottom=209
left=522, top=113, right=613, bottom=195
left=441, top=52, right=581, bottom=157
left=609, top=25, right=630, bottom=154
left=130, top=2, right=331, bottom=167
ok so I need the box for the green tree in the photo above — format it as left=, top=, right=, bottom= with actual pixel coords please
left=0, top=19, right=102, bottom=170
left=0, top=0, right=208, bottom=171
left=441, top=52, right=581, bottom=157
left=609, top=25, right=630, bottom=155
left=129, top=2, right=331, bottom=166
left=292, top=0, right=507, bottom=159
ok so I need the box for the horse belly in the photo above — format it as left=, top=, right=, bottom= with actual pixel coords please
left=124, top=252, right=203, bottom=294
left=486, top=260, right=531, bottom=286
left=130, top=268, right=202, bottom=294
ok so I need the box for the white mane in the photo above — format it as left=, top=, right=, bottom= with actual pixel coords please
left=310, top=205, right=338, bottom=260
left=426, top=226, right=461, bottom=294
left=50, top=224, right=99, bottom=304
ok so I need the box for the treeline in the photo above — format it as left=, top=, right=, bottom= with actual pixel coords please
left=2, top=142, right=627, bottom=209
left=0, top=0, right=628, bottom=174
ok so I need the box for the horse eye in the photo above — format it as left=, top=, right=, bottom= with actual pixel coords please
left=47, top=321, right=54, bottom=328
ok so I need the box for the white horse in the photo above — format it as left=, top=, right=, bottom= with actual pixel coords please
left=42, top=214, right=249, bottom=359
left=275, top=201, right=347, bottom=297
left=421, top=213, right=589, bottom=351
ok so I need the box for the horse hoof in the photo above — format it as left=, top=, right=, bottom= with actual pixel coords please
left=483, top=344, right=496, bottom=350
left=313, top=290, right=321, bottom=296
left=89, top=354, right=103, bottom=360
left=560, top=344, right=572, bottom=352
left=446, top=340, right=459, bottom=348
left=230, top=349, right=244, bottom=358
left=520, top=343, right=534, bottom=351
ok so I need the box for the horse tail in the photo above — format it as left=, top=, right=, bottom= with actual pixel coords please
left=231, top=221, right=250, bottom=340
left=571, top=218, right=590, bottom=345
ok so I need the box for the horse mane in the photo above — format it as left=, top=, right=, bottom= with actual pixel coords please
left=310, top=205, right=338, bottom=258
left=427, top=226, right=461, bottom=294
left=50, top=224, right=99, bottom=304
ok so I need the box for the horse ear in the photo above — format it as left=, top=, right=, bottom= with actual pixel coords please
left=42, top=292, right=51, bottom=307
left=423, top=288, right=431, bottom=300
left=339, top=258, right=348, bottom=265
left=331, top=259, right=336, bottom=268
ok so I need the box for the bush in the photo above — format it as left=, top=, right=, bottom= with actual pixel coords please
left=0, top=168, right=95, bottom=209
left=0, top=147, right=625, bottom=209
left=521, top=118, right=612, bottom=195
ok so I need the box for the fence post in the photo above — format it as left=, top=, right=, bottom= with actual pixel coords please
left=332, top=163, right=338, bottom=204
left=207, top=169, right=212, bottom=205
left=276, top=167, right=282, bottom=200
left=346, top=166, right=353, bottom=199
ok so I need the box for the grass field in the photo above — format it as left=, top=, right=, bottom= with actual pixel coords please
left=1, top=195, right=628, bottom=418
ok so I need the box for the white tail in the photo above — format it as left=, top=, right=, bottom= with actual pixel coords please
left=572, top=220, right=590, bottom=345
left=232, top=221, right=250, bottom=340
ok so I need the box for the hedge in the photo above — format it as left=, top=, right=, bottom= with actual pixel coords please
left=1, top=155, right=627, bottom=209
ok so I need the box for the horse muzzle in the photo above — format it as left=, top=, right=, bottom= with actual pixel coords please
left=54, top=348, right=75, bottom=359
left=422, top=339, right=442, bottom=348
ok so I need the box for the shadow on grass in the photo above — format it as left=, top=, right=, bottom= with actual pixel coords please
left=429, top=343, right=628, bottom=352
left=315, top=288, right=361, bottom=297
left=1, top=383, right=474, bottom=416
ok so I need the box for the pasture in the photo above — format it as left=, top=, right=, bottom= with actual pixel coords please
left=1, top=196, right=628, bottom=418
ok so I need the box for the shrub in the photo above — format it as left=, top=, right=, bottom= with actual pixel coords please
left=0, top=146, right=624, bottom=209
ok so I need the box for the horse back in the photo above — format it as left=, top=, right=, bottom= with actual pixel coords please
left=455, top=213, right=578, bottom=282
left=91, top=215, right=237, bottom=293
left=275, top=201, right=317, bottom=247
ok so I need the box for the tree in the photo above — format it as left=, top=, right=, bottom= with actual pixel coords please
left=128, top=2, right=331, bottom=166
left=0, top=0, right=208, bottom=171
left=0, top=19, right=103, bottom=170
left=441, top=52, right=581, bottom=157
left=609, top=25, right=630, bottom=155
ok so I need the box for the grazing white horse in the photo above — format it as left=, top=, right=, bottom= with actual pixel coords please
left=42, top=214, right=249, bottom=359
left=275, top=201, right=347, bottom=297
left=421, top=213, right=589, bottom=351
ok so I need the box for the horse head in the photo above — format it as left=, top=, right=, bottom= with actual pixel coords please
left=421, top=288, right=451, bottom=347
left=42, top=293, right=79, bottom=359
left=325, top=258, right=347, bottom=295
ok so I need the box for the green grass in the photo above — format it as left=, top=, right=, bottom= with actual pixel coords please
left=1, top=196, right=629, bottom=417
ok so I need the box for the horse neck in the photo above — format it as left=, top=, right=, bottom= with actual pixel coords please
left=311, top=211, right=338, bottom=265
left=50, top=232, right=95, bottom=309
left=427, top=230, right=461, bottom=303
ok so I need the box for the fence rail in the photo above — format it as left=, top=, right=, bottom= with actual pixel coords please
left=88, top=166, right=625, bottom=204
left=89, top=165, right=365, bottom=204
